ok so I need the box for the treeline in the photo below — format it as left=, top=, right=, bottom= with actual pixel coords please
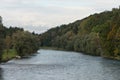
left=0, top=19, right=40, bottom=62
left=40, top=7, right=120, bottom=60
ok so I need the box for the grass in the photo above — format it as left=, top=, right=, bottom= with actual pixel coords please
left=2, top=49, right=18, bottom=62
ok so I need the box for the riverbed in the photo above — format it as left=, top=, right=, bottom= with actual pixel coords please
left=0, top=49, right=120, bottom=80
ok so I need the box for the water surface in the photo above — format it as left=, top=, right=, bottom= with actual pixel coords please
left=0, top=49, right=120, bottom=80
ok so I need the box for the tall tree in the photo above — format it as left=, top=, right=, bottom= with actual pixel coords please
left=5, top=36, right=12, bottom=54
left=12, top=31, right=39, bottom=57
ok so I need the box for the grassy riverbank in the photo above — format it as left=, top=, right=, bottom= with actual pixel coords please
left=1, top=49, right=18, bottom=62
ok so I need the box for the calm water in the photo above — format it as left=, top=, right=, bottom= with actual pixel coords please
left=0, top=49, right=120, bottom=80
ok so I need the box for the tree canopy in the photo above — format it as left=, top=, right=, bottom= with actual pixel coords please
left=0, top=18, right=40, bottom=62
left=39, top=7, right=120, bottom=60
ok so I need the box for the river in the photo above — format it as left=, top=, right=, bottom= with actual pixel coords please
left=0, top=49, right=120, bottom=80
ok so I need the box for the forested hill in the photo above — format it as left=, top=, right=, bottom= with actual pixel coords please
left=0, top=19, right=40, bottom=62
left=40, top=7, right=120, bottom=60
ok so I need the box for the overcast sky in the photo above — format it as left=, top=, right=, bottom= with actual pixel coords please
left=0, top=0, right=120, bottom=33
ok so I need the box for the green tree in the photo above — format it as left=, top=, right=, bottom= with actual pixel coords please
left=12, top=31, right=39, bottom=57
left=5, top=36, right=12, bottom=53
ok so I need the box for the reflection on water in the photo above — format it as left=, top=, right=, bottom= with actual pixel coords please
left=0, top=49, right=120, bottom=80
left=0, top=68, right=4, bottom=80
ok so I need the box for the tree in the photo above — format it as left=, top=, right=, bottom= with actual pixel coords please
left=5, top=36, right=12, bottom=53
left=12, top=31, right=39, bottom=57
left=0, top=24, right=5, bottom=61
left=0, top=39, right=4, bottom=61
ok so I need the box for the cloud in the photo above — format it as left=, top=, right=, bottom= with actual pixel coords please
left=0, top=0, right=120, bottom=33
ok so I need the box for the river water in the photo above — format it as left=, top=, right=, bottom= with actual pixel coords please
left=0, top=49, right=120, bottom=80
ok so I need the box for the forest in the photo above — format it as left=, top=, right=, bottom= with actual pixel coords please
left=39, top=7, right=120, bottom=60
left=0, top=7, right=120, bottom=62
left=0, top=18, right=40, bottom=62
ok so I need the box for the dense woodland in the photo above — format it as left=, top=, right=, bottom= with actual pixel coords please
left=39, top=7, right=120, bottom=60
left=0, top=7, right=120, bottom=62
left=0, top=18, right=40, bottom=62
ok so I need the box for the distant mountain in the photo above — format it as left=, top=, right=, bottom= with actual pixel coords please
left=39, top=7, right=120, bottom=60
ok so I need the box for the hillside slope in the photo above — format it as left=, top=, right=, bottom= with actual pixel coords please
left=40, top=7, right=120, bottom=60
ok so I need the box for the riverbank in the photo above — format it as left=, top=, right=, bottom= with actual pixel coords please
left=0, top=49, right=39, bottom=63
left=1, top=49, right=18, bottom=62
